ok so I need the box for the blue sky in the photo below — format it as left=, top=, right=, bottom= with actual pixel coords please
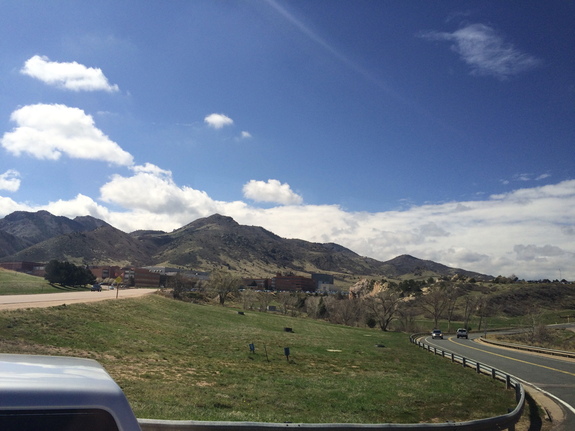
left=1, top=1, right=574, bottom=280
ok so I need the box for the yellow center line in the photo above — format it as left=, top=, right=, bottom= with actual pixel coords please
left=447, top=337, right=575, bottom=377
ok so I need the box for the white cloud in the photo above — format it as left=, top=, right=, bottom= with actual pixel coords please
left=240, top=131, right=252, bottom=139
left=1, top=104, right=134, bottom=166
left=233, top=179, right=575, bottom=279
left=20, top=55, right=119, bottom=92
left=1, top=171, right=575, bottom=280
left=42, top=194, right=111, bottom=220
left=421, top=24, right=541, bottom=79
left=98, top=163, right=248, bottom=231
left=243, top=179, right=303, bottom=205
left=204, top=113, right=234, bottom=129
left=0, top=170, right=21, bottom=192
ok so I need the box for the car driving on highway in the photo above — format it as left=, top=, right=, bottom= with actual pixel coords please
left=456, top=328, right=468, bottom=339
left=431, top=329, right=443, bottom=339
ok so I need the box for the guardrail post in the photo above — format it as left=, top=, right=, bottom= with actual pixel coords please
left=451, top=352, right=454, bottom=362
left=462, top=357, right=466, bottom=368
left=476, top=362, right=481, bottom=374
left=506, top=374, right=511, bottom=390
left=491, top=368, right=496, bottom=379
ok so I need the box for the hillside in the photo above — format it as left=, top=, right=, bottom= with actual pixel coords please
left=8, top=225, right=154, bottom=267
left=0, top=295, right=515, bottom=423
left=140, top=214, right=394, bottom=277
left=0, top=211, right=492, bottom=281
left=0, top=210, right=103, bottom=246
left=380, top=254, right=486, bottom=280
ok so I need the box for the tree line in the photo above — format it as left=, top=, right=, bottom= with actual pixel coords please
left=163, top=271, right=501, bottom=332
left=44, top=260, right=96, bottom=287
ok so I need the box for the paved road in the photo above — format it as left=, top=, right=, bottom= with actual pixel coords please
left=424, top=332, right=575, bottom=431
left=0, top=288, right=157, bottom=310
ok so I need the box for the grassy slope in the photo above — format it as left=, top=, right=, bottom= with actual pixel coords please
left=0, top=294, right=515, bottom=424
left=0, top=268, right=82, bottom=294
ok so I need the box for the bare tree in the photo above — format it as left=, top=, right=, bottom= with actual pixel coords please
left=168, top=273, right=204, bottom=302
left=240, top=288, right=258, bottom=310
left=363, top=288, right=402, bottom=331
left=419, top=283, right=450, bottom=328
left=522, top=306, right=549, bottom=345
left=208, top=270, right=242, bottom=306
left=396, top=300, right=418, bottom=332
left=277, top=291, right=297, bottom=315
left=445, top=284, right=462, bottom=332
left=462, top=294, right=476, bottom=330
left=325, top=296, right=361, bottom=326
left=305, top=296, right=327, bottom=319
left=257, top=291, right=273, bottom=312
left=475, top=295, right=491, bottom=332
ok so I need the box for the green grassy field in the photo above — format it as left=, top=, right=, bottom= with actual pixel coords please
left=0, top=268, right=89, bottom=294
left=0, top=293, right=518, bottom=424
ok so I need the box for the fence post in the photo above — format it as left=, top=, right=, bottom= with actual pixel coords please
left=476, top=362, right=481, bottom=374
left=491, top=368, right=496, bottom=379
left=451, top=352, right=454, bottom=362
left=462, top=357, right=466, bottom=368
left=506, top=374, right=511, bottom=389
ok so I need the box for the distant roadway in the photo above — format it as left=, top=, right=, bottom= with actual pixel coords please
left=424, top=330, right=575, bottom=431
left=0, top=288, right=157, bottom=310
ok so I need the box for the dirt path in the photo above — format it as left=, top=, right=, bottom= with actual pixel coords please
left=0, top=288, right=158, bottom=310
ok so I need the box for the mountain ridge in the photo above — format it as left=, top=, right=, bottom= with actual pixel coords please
left=0, top=211, right=492, bottom=282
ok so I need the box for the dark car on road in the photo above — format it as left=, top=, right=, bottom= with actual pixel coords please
left=431, top=329, right=443, bottom=339
left=91, top=283, right=102, bottom=292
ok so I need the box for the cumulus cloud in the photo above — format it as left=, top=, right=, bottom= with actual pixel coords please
left=0, top=170, right=21, bottom=192
left=233, top=180, right=575, bottom=279
left=243, top=179, right=303, bottom=205
left=100, top=163, right=211, bottom=213
left=421, top=23, right=541, bottom=79
left=240, top=131, right=252, bottom=139
left=20, top=55, right=119, bottom=92
left=1, top=170, right=575, bottom=280
left=42, top=194, right=111, bottom=220
left=1, top=104, right=133, bottom=166
left=204, top=113, right=234, bottom=129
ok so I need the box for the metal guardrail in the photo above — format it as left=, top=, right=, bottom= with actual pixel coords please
left=138, top=336, right=525, bottom=431
left=407, top=334, right=525, bottom=431
left=479, top=336, right=575, bottom=358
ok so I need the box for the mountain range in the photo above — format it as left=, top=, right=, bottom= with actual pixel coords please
left=0, top=211, right=491, bottom=284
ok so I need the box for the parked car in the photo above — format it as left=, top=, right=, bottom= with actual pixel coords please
left=431, top=329, right=443, bottom=339
left=91, top=283, right=102, bottom=292
left=456, top=328, right=469, bottom=339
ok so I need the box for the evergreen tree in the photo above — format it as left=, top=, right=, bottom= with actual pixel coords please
left=44, top=260, right=96, bottom=287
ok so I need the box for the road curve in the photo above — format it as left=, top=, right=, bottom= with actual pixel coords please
left=0, top=288, right=158, bottom=310
left=424, top=332, right=575, bottom=431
